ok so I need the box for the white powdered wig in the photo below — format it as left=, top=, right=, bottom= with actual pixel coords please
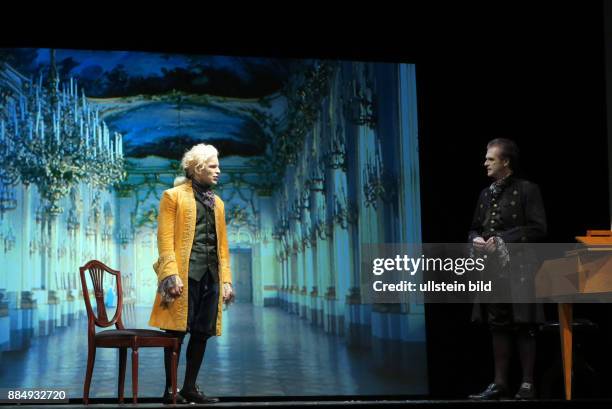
left=173, top=143, right=219, bottom=186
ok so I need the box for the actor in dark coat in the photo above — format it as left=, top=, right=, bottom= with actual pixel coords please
left=468, top=138, right=546, bottom=400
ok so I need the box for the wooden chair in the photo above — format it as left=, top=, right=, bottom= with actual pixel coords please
left=79, top=260, right=179, bottom=404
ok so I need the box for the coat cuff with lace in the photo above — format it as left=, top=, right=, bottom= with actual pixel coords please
left=493, top=236, right=510, bottom=268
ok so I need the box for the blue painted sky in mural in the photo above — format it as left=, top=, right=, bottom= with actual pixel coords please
left=33, top=50, right=272, bottom=81
left=104, top=100, right=268, bottom=158
left=35, top=50, right=184, bottom=77
left=108, top=103, right=246, bottom=142
left=5, top=48, right=293, bottom=98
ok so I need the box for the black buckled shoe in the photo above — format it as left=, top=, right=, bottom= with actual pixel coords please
left=179, top=385, right=220, bottom=404
left=162, top=386, right=188, bottom=404
left=468, top=383, right=510, bottom=400
left=514, top=382, right=536, bottom=400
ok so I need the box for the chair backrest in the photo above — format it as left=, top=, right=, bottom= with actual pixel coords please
left=79, top=260, right=125, bottom=330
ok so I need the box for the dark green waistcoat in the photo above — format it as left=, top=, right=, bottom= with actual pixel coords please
left=188, top=197, right=219, bottom=282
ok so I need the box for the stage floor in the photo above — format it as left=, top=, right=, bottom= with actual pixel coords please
left=3, top=397, right=612, bottom=409
left=0, top=304, right=426, bottom=399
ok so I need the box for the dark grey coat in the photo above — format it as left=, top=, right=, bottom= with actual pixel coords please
left=469, top=177, right=547, bottom=326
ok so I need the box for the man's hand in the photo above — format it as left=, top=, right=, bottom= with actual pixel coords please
left=484, top=237, right=497, bottom=253
left=168, top=276, right=184, bottom=297
left=223, top=283, right=234, bottom=302
left=473, top=236, right=497, bottom=253
left=473, top=236, right=486, bottom=251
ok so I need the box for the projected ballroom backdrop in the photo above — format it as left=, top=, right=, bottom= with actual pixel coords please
left=0, top=48, right=425, bottom=397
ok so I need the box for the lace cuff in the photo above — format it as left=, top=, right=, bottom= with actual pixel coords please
left=494, top=236, right=510, bottom=268
left=157, top=274, right=184, bottom=305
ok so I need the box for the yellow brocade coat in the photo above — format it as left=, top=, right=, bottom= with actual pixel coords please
left=148, top=180, right=232, bottom=335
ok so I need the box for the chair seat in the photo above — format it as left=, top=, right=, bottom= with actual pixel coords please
left=96, top=329, right=177, bottom=339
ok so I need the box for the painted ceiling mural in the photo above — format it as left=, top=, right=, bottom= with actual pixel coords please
left=0, top=47, right=340, bottom=245
left=0, top=47, right=295, bottom=160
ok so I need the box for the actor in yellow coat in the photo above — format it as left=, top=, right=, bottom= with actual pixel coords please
left=148, top=181, right=232, bottom=335
left=149, top=143, right=232, bottom=404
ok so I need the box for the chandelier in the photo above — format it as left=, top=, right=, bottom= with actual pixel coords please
left=0, top=49, right=125, bottom=217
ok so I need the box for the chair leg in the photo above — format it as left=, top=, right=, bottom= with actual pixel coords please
left=131, top=348, right=139, bottom=404
left=118, top=348, right=127, bottom=403
left=171, top=344, right=178, bottom=405
left=83, top=345, right=96, bottom=405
